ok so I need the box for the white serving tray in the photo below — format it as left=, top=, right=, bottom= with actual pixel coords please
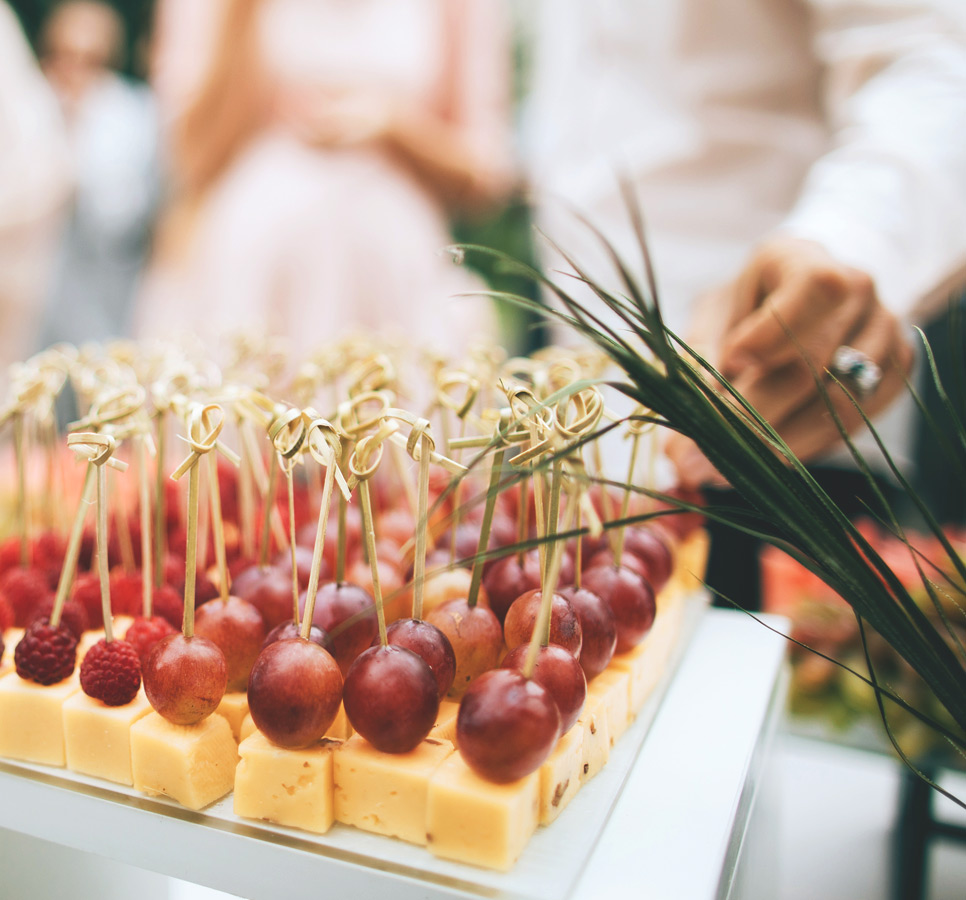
left=0, top=596, right=790, bottom=900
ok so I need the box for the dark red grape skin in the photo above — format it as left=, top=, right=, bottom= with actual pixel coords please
left=300, top=581, right=378, bottom=677
left=382, top=618, right=456, bottom=699
left=343, top=645, right=439, bottom=753
left=504, top=589, right=583, bottom=658
left=558, top=585, right=618, bottom=680
left=501, top=643, right=586, bottom=734
left=142, top=634, right=228, bottom=725
left=231, top=565, right=294, bottom=630
left=247, top=638, right=343, bottom=749
left=456, top=669, right=561, bottom=783
left=580, top=565, right=656, bottom=653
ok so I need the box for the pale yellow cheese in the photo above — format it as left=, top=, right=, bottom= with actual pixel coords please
left=667, top=530, right=709, bottom=594
left=239, top=712, right=257, bottom=743
left=131, top=711, right=238, bottom=810
left=576, top=697, right=610, bottom=783
left=325, top=701, right=352, bottom=741
left=586, top=667, right=631, bottom=745
left=215, top=691, right=250, bottom=741
left=426, top=753, right=540, bottom=871
left=234, top=731, right=340, bottom=834
left=0, top=670, right=81, bottom=765
left=428, top=700, right=460, bottom=746
left=539, top=725, right=584, bottom=824
left=63, top=689, right=152, bottom=784
left=610, top=639, right=664, bottom=714
left=613, top=590, right=687, bottom=710
left=333, top=734, right=453, bottom=844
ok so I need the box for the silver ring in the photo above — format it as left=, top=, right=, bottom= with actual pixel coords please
left=830, top=345, right=882, bottom=398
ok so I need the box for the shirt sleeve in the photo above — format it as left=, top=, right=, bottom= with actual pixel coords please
left=777, top=0, right=966, bottom=318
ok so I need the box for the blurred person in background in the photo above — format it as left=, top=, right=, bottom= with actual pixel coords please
left=36, top=0, right=160, bottom=350
left=523, top=0, right=966, bottom=609
left=136, top=0, right=514, bottom=361
left=0, top=1, right=71, bottom=384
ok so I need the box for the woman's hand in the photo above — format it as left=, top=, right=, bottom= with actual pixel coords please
left=665, top=237, right=915, bottom=488
left=277, top=88, right=398, bottom=149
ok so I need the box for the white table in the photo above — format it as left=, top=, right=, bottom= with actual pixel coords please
left=0, top=608, right=788, bottom=900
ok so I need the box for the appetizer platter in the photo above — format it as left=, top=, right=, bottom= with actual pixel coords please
left=0, top=335, right=710, bottom=897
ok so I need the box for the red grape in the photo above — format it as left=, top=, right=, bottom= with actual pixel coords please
left=247, top=638, right=343, bottom=749
left=457, top=669, right=560, bottom=783
left=343, top=645, right=439, bottom=753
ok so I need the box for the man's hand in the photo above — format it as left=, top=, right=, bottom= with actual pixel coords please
left=665, top=237, right=915, bottom=488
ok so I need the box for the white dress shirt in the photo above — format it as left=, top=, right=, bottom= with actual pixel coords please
left=523, top=0, right=966, bottom=337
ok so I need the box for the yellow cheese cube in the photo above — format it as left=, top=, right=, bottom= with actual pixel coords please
left=610, top=639, right=664, bottom=714
left=239, top=712, right=257, bottom=743
left=426, top=753, right=539, bottom=870
left=586, top=667, right=631, bottom=745
left=63, top=689, right=152, bottom=784
left=325, top=702, right=352, bottom=741
left=577, top=697, right=610, bottom=782
left=234, top=731, right=339, bottom=834
left=0, top=671, right=81, bottom=766
left=131, top=711, right=238, bottom=810
left=539, top=725, right=584, bottom=824
left=333, top=735, right=453, bottom=844
left=215, top=691, right=250, bottom=740
left=667, top=530, right=709, bottom=594
left=428, top=700, right=460, bottom=746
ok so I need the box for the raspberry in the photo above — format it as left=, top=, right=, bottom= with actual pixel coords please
left=0, top=537, right=21, bottom=576
left=80, top=638, right=141, bottom=706
left=152, top=583, right=184, bottom=629
left=0, top=567, right=54, bottom=627
left=0, top=594, right=13, bottom=631
left=124, top=615, right=177, bottom=665
left=29, top=597, right=90, bottom=639
left=14, top=618, right=78, bottom=684
left=32, top=531, right=67, bottom=588
left=71, top=572, right=106, bottom=628
left=110, top=571, right=144, bottom=616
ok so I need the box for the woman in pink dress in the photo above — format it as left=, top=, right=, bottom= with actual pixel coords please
left=137, top=0, right=513, bottom=363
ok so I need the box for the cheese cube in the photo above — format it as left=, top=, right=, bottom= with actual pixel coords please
left=325, top=702, right=352, bottom=741
left=577, top=698, right=610, bottom=782
left=63, top=689, right=152, bottom=784
left=239, top=712, right=257, bottom=743
left=131, top=712, right=238, bottom=810
left=234, top=731, right=340, bottom=834
left=539, top=725, right=584, bottom=824
left=215, top=691, right=250, bottom=740
left=610, top=639, right=663, bottom=714
left=428, top=700, right=460, bottom=746
left=333, top=735, right=453, bottom=844
left=0, top=671, right=81, bottom=765
left=426, top=753, right=539, bottom=870
left=668, top=530, right=709, bottom=594
left=586, top=667, right=631, bottom=745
